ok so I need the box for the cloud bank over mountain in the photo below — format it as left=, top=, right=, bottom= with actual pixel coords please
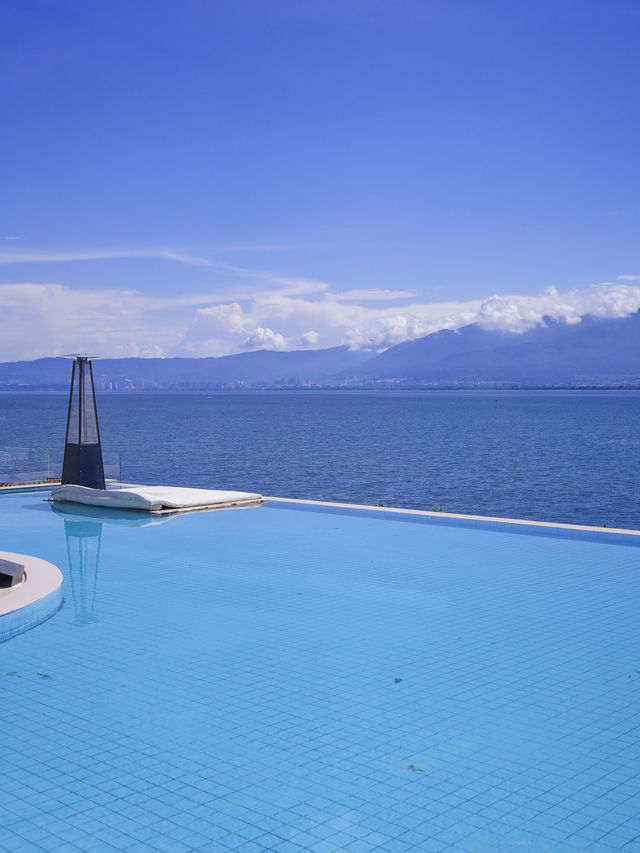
left=0, top=274, right=639, bottom=361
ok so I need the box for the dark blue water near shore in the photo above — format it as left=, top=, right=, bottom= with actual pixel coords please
left=1, top=390, right=639, bottom=529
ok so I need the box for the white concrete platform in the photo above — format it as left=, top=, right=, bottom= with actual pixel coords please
left=50, top=484, right=263, bottom=513
left=0, top=551, right=63, bottom=617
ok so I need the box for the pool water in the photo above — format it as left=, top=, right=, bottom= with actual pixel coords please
left=1, top=493, right=639, bottom=852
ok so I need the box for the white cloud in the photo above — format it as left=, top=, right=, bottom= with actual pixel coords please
left=341, top=301, right=480, bottom=350
left=0, top=248, right=212, bottom=267
left=577, top=282, right=640, bottom=318
left=0, top=283, right=185, bottom=360
left=109, top=342, right=165, bottom=358
left=345, top=315, right=439, bottom=350
left=474, top=287, right=583, bottom=332
left=298, top=330, right=320, bottom=347
left=241, top=327, right=288, bottom=351
left=340, top=282, right=640, bottom=348
left=193, top=302, right=248, bottom=334
left=616, top=274, right=640, bottom=281
left=180, top=288, right=483, bottom=353
left=329, top=288, right=416, bottom=301
left=1, top=277, right=639, bottom=361
left=180, top=339, right=233, bottom=358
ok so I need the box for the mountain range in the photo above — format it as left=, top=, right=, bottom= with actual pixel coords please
left=1, top=311, right=638, bottom=390
left=349, top=310, right=640, bottom=384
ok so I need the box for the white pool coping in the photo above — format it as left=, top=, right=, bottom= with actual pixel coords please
left=0, top=551, right=63, bottom=617
left=264, top=496, right=640, bottom=537
left=1, top=484, right=638, bottom=536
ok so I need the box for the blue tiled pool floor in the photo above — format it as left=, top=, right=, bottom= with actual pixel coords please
left=1, top=494, right=639, bottom=852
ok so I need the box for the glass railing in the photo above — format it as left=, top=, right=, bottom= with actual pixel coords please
left=0, top=447, right=122, bottom=487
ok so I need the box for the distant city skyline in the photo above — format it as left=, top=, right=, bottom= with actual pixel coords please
left=2, top=0, right=639, bottom=360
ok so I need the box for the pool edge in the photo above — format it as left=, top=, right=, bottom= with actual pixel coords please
left=264, top=496, right=640, bottom=537
left=0, top=552, right=64, bottom=642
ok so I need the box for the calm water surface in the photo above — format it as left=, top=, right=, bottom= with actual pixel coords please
left=1, top=390, right=638, bottom=529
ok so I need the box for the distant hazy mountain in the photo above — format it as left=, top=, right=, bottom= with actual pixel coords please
left=0, top=312, right=638, bottom=390
left=343, top=311, right=640, bottom=385
left=0, top=346, right=371, bottom=390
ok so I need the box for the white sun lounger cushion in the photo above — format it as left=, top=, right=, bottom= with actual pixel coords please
left=50, top=484, right=263, bottom=512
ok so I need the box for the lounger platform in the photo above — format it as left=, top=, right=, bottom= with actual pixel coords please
left=49, top=484, right=263, bottom=514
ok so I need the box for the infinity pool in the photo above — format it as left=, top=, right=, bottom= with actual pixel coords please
left=1, top=492, right=639, bottom=852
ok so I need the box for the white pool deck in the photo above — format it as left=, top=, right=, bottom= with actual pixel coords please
left=0, top=550, right=63, bottom=617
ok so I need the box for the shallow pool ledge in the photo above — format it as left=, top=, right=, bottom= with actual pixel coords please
left=0, top=551, right=63, bottom=642
left=264, top=496, right=640, bottom=537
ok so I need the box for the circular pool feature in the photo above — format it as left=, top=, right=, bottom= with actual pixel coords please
left=0, top=550, right=63, bottom=642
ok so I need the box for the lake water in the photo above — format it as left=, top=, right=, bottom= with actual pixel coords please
left=1, top=390, right=639, bottom=529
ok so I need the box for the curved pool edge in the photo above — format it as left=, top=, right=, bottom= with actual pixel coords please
left=0, top=551, right=64, bottom=643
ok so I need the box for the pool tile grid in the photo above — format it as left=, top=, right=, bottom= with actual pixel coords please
left=0, top=586, right=63, bottom=643
left=0, top=496, right=640, bottom=852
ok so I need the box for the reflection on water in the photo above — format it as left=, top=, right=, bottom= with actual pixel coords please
left=51, top=502, right=179, bottom=627
left=64, top=519, right=101, bottom=626
left=50, top=500, right=178, bottom=527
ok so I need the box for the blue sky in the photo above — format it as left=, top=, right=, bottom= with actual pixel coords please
left=1, top=0, right=639, bottom=359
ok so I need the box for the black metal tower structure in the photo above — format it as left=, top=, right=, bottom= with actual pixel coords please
left=61, top=354, right=106, bottom=489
